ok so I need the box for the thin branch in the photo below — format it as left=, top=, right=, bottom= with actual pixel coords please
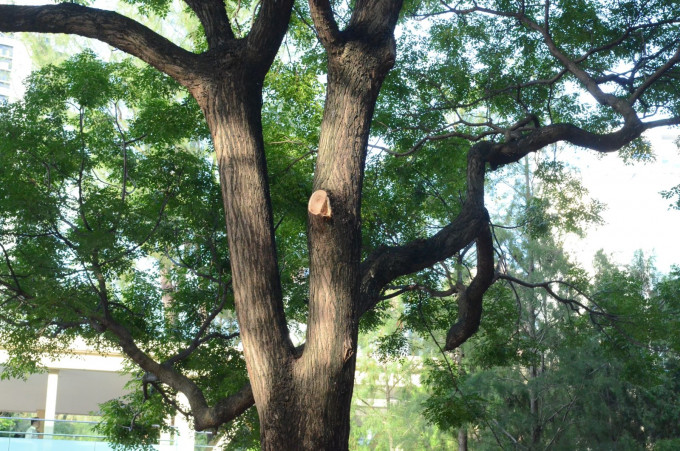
left=163, top=248, right=222, bottom=284
left=270, top=145, right=317, bottom=177
left=163, top=293, right=236, bottom=367
left=515, top=12, right=638, bottom=122
left=99, top=190, right=172, bottom=267
left=77, top=106, right=93, bottom=232
left=371, top=124, right=497, bottom=158
left=496, top=274, right=614, bottom=319
left=385, top=282, right=460, bottom=298
left=492, top=419, right=526, bottom=449
left=151, top=381, right=192, bottom=418
left=416, top=298, right=507, bottom=449
left=0, top=243, right=26, bottom=297
left=113, top=102, right=129, bottom=202
left=377, top=287, right=412, bottom=302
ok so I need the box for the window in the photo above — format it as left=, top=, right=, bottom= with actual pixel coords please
left=0, top=44, right=13, bottom=58
left=0, top=57, right=11, bottom=71
left=0, top=94, right=7, bottom=103
left=0, top=70, right=9, bottom=82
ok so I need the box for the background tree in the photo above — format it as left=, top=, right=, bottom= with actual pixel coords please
left=349, top=299, right=458, bottom=450
left=1, top=0, right=680, bottom=449
left=422, top=157, right=680, bottom=448
left=440, top=256, right=680, bottom=449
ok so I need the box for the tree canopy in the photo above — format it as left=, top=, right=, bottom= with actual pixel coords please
left=1, top=0, right=679, bottom=449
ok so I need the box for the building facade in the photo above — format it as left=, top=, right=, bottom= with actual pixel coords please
left=0, top=33, right=31, bottom=103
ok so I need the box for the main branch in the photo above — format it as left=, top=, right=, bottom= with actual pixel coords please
left=183, top=0, right=235, bottom=48
left=359, top=142, right=496, bottom=350
left=0, top=3, right=197, bottom=84
left=247, top=0, right=295, bottom=75
left=99, top=314, right=253, bottom=430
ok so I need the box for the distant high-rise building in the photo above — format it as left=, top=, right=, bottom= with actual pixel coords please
left=0, top=40, right=12, bottom=103
left=0, top=33, right=31, bottom=103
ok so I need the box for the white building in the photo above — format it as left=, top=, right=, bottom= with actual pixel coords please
left=0, top=33, right=31, bottom=103
left=0, top=342, right=197, bottom=449
left=0, top=343, right=131, bottom=424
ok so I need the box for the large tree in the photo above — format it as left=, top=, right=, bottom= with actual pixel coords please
left=1, top=0, right=679, bottom=449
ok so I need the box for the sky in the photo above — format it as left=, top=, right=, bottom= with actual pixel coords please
left=565, top=127, right=680, bottom=275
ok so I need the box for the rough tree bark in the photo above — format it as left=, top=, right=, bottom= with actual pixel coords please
left=1, top=1, right=679, bottom=450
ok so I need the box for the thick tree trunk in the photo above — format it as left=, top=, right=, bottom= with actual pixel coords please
left=291, top=25, right=400, bottom=447
left=458, top=427, right=468, bottom=451
left=298, top=51, right=383, bottom=450
left=194, top=57, right=381, bottom=446
left=191, top=5, right=400, bottom=450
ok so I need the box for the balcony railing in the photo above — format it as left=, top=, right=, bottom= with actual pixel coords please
left=0, top=417, right=216, bottom=450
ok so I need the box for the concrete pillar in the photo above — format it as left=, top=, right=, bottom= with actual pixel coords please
left=43, top=369, right=59, bottom=438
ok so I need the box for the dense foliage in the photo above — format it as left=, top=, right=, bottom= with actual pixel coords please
left=420, top=158, right=680, bottom=448
left=350, top=300, right=459, bottom=449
